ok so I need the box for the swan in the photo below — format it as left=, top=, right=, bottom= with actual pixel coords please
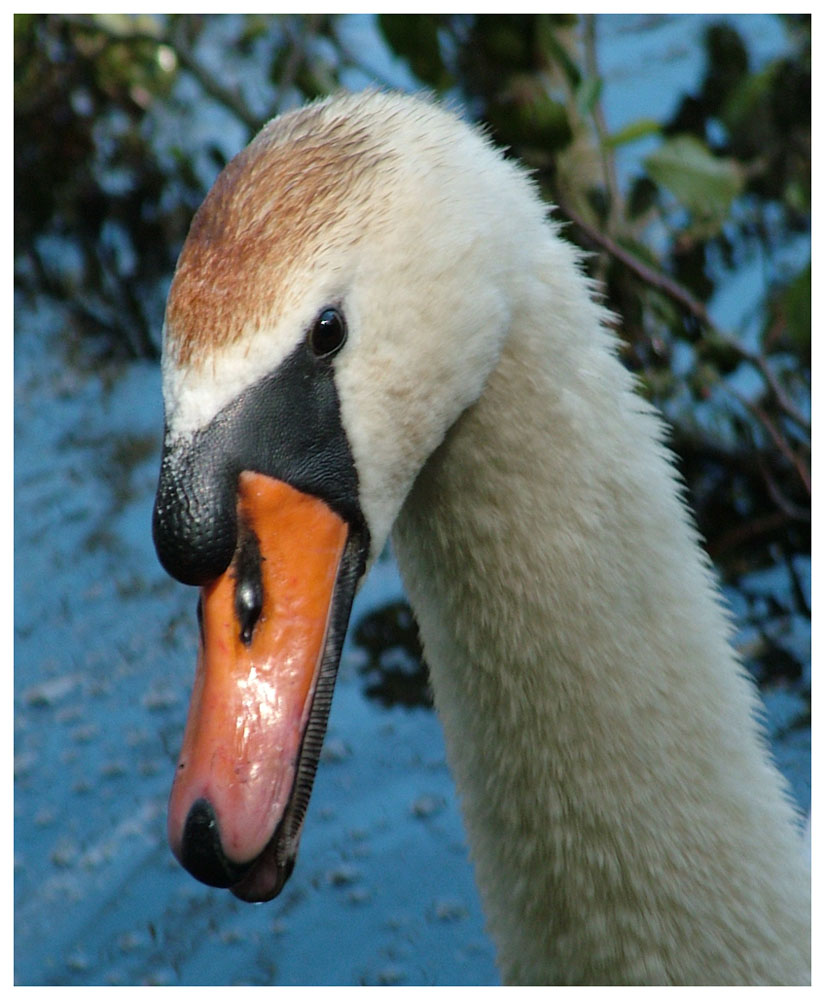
left=151, top=90, right=810, bottom=985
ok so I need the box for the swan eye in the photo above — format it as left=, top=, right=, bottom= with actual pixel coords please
left=308, top=307, right=347, bottom=359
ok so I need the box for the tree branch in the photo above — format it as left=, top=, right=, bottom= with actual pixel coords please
left=582, top=15, right=621, bottom=235
left=555, top=193, right=811, bottom=437
left=167, top=20, right=261, bottom=132
left=555, top=192, right=714, bottom=327
left=705, top=510, right=792, bottom=561
left=733, top=392, right=811, bottom=496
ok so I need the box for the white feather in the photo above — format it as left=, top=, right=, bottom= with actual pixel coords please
left=166, top=90, right=811, bottom=985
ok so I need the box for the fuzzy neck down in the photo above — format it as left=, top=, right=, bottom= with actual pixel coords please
left=392, top=256, right=810, bottom=986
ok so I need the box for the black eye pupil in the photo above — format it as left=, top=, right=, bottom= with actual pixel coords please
left=310, top=307, right=347, bottom=358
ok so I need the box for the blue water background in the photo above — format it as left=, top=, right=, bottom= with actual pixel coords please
left=14, top=13, right=808, bottom=986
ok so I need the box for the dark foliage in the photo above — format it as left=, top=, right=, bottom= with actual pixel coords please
left=14, top=13, right=810, bottom=713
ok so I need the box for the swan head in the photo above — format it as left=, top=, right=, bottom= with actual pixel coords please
left=152, top=90, right=543, bottom=901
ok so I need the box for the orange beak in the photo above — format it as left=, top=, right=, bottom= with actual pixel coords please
left=167, top=470, right=351, bottom=901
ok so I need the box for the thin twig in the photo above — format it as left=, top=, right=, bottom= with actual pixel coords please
left=782, top=547, right=811, bottom=618
left=166, top=19, right=261, bottom=131
left=737, top=345, right=810, bottom=431
left=582, top=15, right=621, bottom=235
left=761, top=461, right=810, bottom=522
left=274, top=13, right=324, bottom=106
left=733, top=390, right=811, bottom=496
left=556, top=193, right=715, bottom=328
left=705, top=510, right=791, bottom=560
left=556, top=193, right=811, bottom=436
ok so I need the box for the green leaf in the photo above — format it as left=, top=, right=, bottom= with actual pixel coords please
left=488, top=89, right=572, bottom=154
left=605, top=117, right=660, bottom=148
left=777, top=263, right=811, bottom=355
left=378, top=14, right=449, bottom=91
left=720, top=61, right=779, bottom=133
left=575, top=76, right=602, bottom=116
left=537, top=16, right=581, bottom=87
left=644, top=134, right=744, bottom=225
left=91, top=13, right=162, bottom=38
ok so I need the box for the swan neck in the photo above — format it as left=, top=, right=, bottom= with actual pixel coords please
left=392, top=283, right=810, bottom=985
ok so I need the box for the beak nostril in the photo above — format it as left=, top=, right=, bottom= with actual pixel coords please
left=233, top=520, right=264, bottom=646
left=235, top=577, right=263, bottom=645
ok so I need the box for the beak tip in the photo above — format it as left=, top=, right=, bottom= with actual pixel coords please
left=230, top=855, right=295, bottom=904
left=177, top=797, right=254, bottom=890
